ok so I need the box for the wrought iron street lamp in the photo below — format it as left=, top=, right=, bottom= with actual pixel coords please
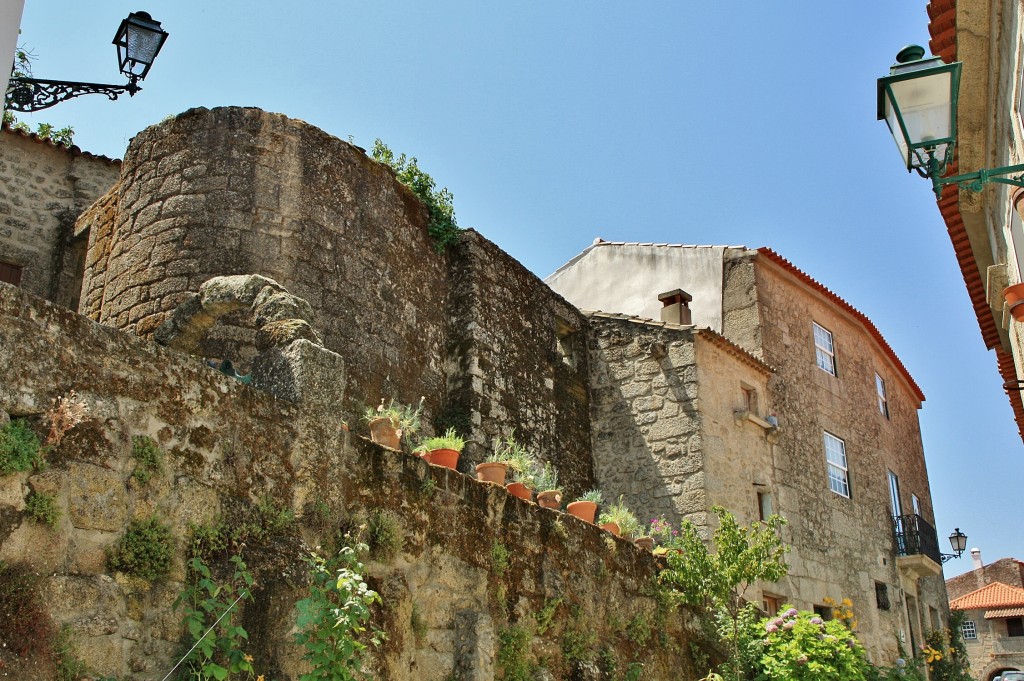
left=942, top=527, right=968, bottom=563
left=878, top=45, right=1024, bottom=199
left=5, top=11, right=168, bottom=113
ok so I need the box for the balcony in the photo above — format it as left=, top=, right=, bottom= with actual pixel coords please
left=892, top=514, right=943, bottom=579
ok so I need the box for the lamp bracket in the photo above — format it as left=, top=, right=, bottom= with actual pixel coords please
left=5, top=76, right=140, bottom=113
left=931, top=162, right=1024, bottom=199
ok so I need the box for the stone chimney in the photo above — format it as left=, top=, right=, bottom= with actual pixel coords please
left=659, top=289, right=693, bottom=325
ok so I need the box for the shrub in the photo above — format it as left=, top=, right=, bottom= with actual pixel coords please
left=25, top=491, right=60, bottom=527
left=0, top=419, right=44, bottom=475
left=751, top=608, right=870, bottom=680
left=131, top=435, right=163, bottom=484
left=174, top=554, right=259, bottom=681
left=370, top=140, right=461, bottom=251
left=294, top=545, right=382, bottom=681
left=108, top=515, right=174, bottom=580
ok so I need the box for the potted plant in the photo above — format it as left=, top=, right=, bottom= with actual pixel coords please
left=1006, top=283, right=1024, bottom=321
left=534, top=462, right=562, bottom=510
left=421, top=427, right=464, bottom=470
left=567, top=489, right=603, bottom=524
left=477, top=435, right=514, bottom=485
left=598, top=496, right=640, bottom=538
left=501, top=436, right=539, bottom=501
left=363, top=397, right=424, bottom=450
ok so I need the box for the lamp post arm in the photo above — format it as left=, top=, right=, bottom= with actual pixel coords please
left=5, top=76, right=140, bottom=113
left=931, top=163, right=1024, bottom=199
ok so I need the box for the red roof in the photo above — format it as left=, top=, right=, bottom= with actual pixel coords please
left=925, top=0, right=1024, bottom=440
left=950, top=582, right=1024, bottom=611
left=757, top=248, right=925, bottom=404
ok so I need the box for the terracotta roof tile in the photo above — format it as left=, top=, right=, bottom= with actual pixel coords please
left=1, top=123, right=121, bottom=165
left=985, top=607, right=1024, bottom=618
left=950, top=582, right=1024, bottom=611
left=756, top=248, right=926, bottom=404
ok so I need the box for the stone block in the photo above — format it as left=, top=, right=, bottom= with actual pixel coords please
left=251, top=339, right=346, bottom=408
left=67, top=462, right=128, bottom=532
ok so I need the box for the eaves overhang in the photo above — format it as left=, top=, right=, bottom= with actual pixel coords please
left=926, top=0, right=1024, bottom=440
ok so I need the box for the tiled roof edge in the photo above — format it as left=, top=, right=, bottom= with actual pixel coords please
left=756, top=247, right=926, bottom=404
left=2, top=123, right=121, bottom=165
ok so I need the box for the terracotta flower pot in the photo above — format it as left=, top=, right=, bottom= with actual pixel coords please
left=367, top=417, right=400, bottom=449
left=427, top=448, right=459, bottom=470
left=1006, top=283, right=1024, bottom=321
left=536, top=490, right=562, bottom=510
left=506, top=482, right=533, bottom=501
left=634, top=536, right=654, bottom=551
left=475, top=462, right=508, bottom=485
left=566, top=501, right=598, bottom=523
left=600, top=522, right=620, bottom=536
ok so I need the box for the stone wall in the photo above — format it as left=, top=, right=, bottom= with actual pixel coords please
left=449, top=231, right=594, bottom=491
left=585, top=312, right=774, bottom=539
left=0, top=126, right=120, bottom=305
left=80, top=107, right=451, bottom=425
left=0, top=283, right=706, bottom=681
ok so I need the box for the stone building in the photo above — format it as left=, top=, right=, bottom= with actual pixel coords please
left=547, top=239, right=950, bottom=664
left=0, top=123, right=121, bottom=308
left=919, top=0, right=1024, bottom=441
left=947, top=552, right=1024, bottom=680
left=0, top=106, right=952, bottom=675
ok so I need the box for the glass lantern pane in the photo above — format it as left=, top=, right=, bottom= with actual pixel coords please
left=887, top=71, right=952, bottom=149
left=125, top=26, right=164, bottom=68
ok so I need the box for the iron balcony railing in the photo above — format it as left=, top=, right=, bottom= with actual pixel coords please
left=892, top=513, right=942, bottom=565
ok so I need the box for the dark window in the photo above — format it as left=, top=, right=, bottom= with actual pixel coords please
left=1008, top=617, right=1024, bottom=637
left=757, top=492, right=773, bottom=521
left=0, top=262, right=22, bottom=286
left=812, top=605, right=832, bottom=621
left=875, top=582, right=891, bottom=610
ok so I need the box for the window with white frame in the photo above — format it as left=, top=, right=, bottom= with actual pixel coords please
left=813, top=322, right=836, bottom=376
left=875, top=373, right=889, bottom=418
left=824, top=431, right=850, bottom=498
left=912, top=494, right=921, bottom=516
left=961, top=619, right=977, bottom=640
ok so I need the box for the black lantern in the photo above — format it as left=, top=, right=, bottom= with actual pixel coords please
left=113, top=11, right=169, bottom=82
left=5, top=11, right=169, bottom=113
left=948, top=528, right=968, bottom=558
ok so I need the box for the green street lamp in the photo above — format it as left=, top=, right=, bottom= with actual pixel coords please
left=878, top=45, right=1024, bottom=199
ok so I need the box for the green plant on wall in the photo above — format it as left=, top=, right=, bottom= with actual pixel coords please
left=173, top=554, right=259, bottom=681
left=370, top=140, right=461, bottom=251
left=25, top=490, right=60, bottom=527
left=497, top=625, right=533, bottom=681
left=108, top=515, right=174, bottom=580
left=294, top=543, right=382, bottom=681
left=0, top=419, right=45, bottom=475
left=920, top=612, right=973, bottom=681
left=131, top=435, right=164, bottom=484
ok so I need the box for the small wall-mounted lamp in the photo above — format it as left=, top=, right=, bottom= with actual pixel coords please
left=942, top=528, right=968, bottom=563
left=5, top=11, right=168, bottom=112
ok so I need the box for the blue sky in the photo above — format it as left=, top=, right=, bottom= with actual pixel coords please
left=11, top=1, right=1022, bottom=578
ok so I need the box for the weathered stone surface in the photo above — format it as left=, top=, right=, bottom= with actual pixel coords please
left=0, top=285, right=707, bottom=680
left=0, top=129, right=120, bottom=308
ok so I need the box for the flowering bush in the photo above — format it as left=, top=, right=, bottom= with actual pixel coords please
left=750, top=608, right=870, bottom=680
